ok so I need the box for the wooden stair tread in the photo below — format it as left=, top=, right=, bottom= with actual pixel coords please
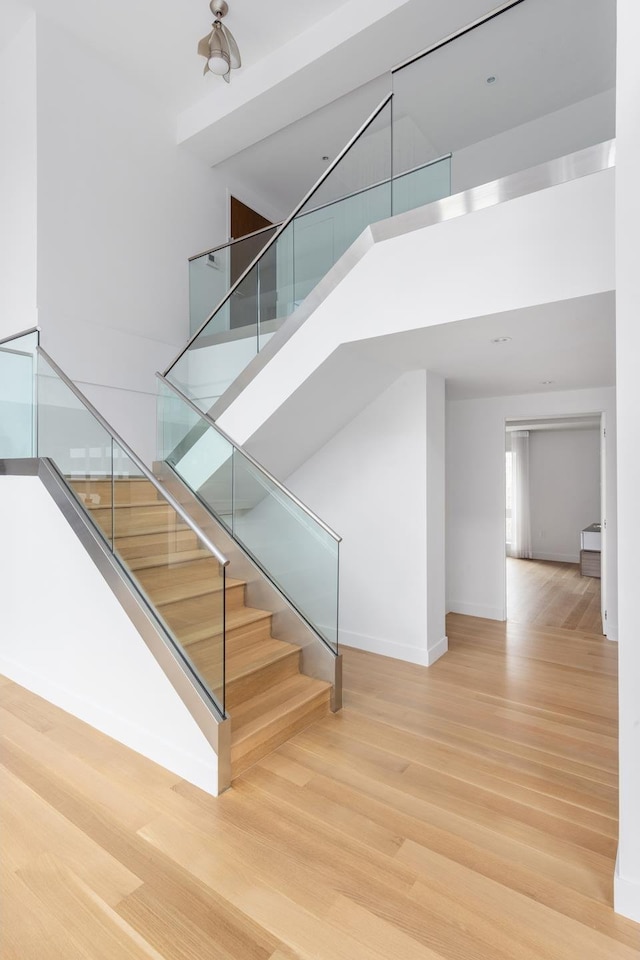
left=151, top=578, right=244, bottom=608
left=230, top=674, right=331, bottom=743
left=134, top=557, right=230, bottom=605
left=226, top=637, right=299, bottom=684
left=128, top=548, right=212, bottom=571
left=180, top=607, right=273, bottom=647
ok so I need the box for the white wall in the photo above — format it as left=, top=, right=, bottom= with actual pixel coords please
left=528, top=428, right=601, bottom=563
left=447, top=388, right=617, bottom=637
left=0, top=475, right=219, bottom=795
left=614, top=0, right=640, bottom=924
left=0, top=17, right=37, bottom=337
left=452, top=89, right=615, bottom=194
left=31, top=15, right=240, bottom=463
left=286, top=370, right=446, bottom=666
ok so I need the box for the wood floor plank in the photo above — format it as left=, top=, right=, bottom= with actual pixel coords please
left=2, top=604, right=638, bottom=960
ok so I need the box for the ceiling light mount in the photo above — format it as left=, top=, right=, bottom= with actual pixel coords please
left=491, top=336, right=511, bottom=343
left=198, top=0, right=241, bottom=82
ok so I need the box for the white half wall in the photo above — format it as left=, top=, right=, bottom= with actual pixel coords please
left=614, top=0, right=640, bottom=924
left=286, top=370, right=446, bottom=666
left=219, top=166, right=615, bottom=447
left=528, top=427, right=601, bottom=563
left=0, top=16, right=37, bottom=337
left=447, top=387, right=617, bottom=635
left=0, top=475, right=219, bottom=795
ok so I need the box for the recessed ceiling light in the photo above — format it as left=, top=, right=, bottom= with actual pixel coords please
left=486, top=75, right=497, bottom=85
left=490, top=336, right=511, bottom=343
left=540, top=380, right=555, bottom=385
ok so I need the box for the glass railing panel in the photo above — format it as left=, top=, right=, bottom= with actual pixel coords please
left=37, top=352, right=115, bottom=547
left=189, top=226, right=279, bottom=338
left=392, top=155, right=451, bottom=216
left=111, top=442, right=226, bottom=713
left=158, top=377, right=339, bottom=651
left=232, top=450, right=339, bottom=652
left=292, top=179, right=391, bottom=305
left=169, top=264, right=259, bottom=414
left=391, top=0, right=615, bottom=196
left=290, top=98, right=392, bottom=308
left=166, top=98, right=393, bottom=408
left=0, top=331, right=38, bottom=459
left=158, top=379, right=234, bottom=531
left=190, top=245, right=231, bottom=337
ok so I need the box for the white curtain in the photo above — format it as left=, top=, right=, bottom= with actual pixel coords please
left=510, top=430, right=532, bottom=559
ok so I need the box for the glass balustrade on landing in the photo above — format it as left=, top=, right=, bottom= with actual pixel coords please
left=167, top=98, right=453, bottom=415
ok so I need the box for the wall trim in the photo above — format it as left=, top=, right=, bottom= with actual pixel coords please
left=447, top=601, right=505, bottom=622
left=614, top=852, right=640, bottom=923
left=606, top=623, right=618, bottom=642
left=427, top=635, right=448, bottom=665
left=340, top=630, right=430, bottom=667
left=531, top=551, right=580, bottom=564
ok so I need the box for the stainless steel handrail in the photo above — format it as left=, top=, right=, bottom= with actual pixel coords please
left=0, top=326, right=40, bottom=347
left=392, top=0, right=527, bottom=74
left=188, top=152, right=453, bottom=263
left=189, top=223, right=279, bottom=263
left=156, top=372, right=342, bottom=543
left=37, top=347, right=230, bottom=567
left=164, top=91, right=394, bottom=376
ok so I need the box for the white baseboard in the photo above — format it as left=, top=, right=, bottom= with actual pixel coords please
left=606, top=623, right=618, bottom=641
left=0, top=656, right=219, bottom=796
left=447, top=601, right=505, bottom=622
left=615, top=852, right=640, bottom=922
left=340, top=629, right=448, bottom=667
left=531, top=552, right=579, bottom=563
left=427, top=635, right=448, bottom=665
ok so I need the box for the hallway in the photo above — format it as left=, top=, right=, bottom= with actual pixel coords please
left=507, top=557, right=603, bottom=634
left=1, top=612, right=637, bottom=959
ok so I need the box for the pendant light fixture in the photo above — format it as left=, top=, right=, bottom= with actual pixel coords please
left=198, top=0, right=241, bottom=82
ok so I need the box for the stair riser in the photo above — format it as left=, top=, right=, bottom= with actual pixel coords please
left=135, top=558, right=225, bottom=593
left=182, top=616, right=273, bottom=655
left=90, top=503, right=179, bottom=529
left=115, top=530, right=201, bottom=560
left=128, top=549, right=211, bottom=572
left=69, top=479, right=160, bottom=505
left=231, top=693, right=330, bottom=778
left=153, top=582, right=244, bottom=612
left=225, top=650, right=301, bottom=710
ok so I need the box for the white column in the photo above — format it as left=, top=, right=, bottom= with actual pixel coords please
left=426, top=371, right=447, bottom=664
left=614, top=0, right=640, bottom=923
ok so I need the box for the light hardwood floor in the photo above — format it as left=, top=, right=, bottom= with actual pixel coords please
left=507, top=556, right=603, bottom=633
left=2, top=615, right=638, bottom=959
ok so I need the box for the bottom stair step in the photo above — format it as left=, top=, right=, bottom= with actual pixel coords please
left=230, top=674, right=331, bottom=778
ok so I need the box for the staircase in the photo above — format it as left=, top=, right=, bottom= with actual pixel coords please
left=70, top=476, right=332, bottom=778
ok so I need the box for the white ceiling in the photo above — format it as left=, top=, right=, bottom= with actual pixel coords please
left=354, top=292, right=616, bottom=401
left=246, top=292, right=615, bottom=478
left=1, top=0, right=617, bottom=224
left=2, top=0, right=355, bottom=112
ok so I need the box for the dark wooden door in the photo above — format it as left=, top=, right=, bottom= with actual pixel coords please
left=229, top=197, right=275, bottom=330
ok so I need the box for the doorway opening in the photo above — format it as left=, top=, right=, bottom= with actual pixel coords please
left=504, top=414, right=605, bottom=634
